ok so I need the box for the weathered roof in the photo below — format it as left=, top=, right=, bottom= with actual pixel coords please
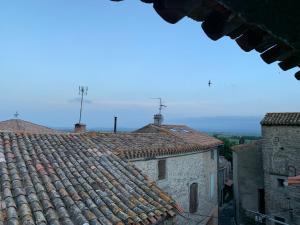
left=87, top=132, right=205, bottom=160
left=0, top=119, right=60, bottom=134
left=0, top=132, right=179, bottom=225
left=231, top=140, right=262, bottom=152
left=261, top=113, right=300, bottom=126
left=126, top=124, right=222, bottom=158
left=160, top=124, right=222, bottom=146
left=110, top=0, right=300, bottom=80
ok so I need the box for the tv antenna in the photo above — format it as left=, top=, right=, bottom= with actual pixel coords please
left=152, top=97, right=167, bottom=114
left=78, top=86, right=88, bottom=124
left=14, top=111, right=19, bottom=119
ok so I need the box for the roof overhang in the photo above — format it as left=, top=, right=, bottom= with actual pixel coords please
left=110, top=0, right=300, bottom=80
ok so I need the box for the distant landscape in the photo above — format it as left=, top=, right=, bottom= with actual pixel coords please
left=169, top=116, right=262, bottom=136
left=54, top=116, right=262, bottom=136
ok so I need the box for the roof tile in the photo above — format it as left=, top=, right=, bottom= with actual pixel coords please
left=0, top=132, right=178, bottom=224
left=261, top=113, right=300, bottom=126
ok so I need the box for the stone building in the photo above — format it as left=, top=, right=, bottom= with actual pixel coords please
left=232, top=140, right=264, bottom=225
left=261, top=113, right=300, bottom=225
left=132, top=123, right=223, bottom=225
left=233, top=113, right=300, bottom=225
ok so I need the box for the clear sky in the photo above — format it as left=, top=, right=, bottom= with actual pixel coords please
left=0, top=1, right=299, bottom=129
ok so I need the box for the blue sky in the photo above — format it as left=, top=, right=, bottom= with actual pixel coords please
left=0, top=1, right=299, bottom=129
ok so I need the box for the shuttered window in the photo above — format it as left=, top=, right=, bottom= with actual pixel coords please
left=189, top=183, right=198, bottom=213
left=158, top=159, right=166, bottom=180
left=210, top=173, right=215, bottom=199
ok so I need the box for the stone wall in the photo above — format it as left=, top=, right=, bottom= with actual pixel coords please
left=232, top=141, right=264, bottom=225
left=262, top=126, right=300, bottom=225
left=131, top=149, right=219, bottom=225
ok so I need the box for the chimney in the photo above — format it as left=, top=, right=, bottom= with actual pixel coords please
left=154, top=114, right=163, bottom=126
left=113, top=116, right=117, bottom=133
left=74, top=123, right=86, bottom=133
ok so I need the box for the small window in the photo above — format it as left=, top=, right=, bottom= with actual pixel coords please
left=277, top=178, right=285, bottom=187
left=210, top=173, right=215, bottom=199
left=273, top=137, right=279, bottom=145
left=158, top=159, right=166, bottom=180
left=274, top=216, right=285, bottom=225
left=189, top=183, right=198, bottom=213
left=211, top=150, right=215, bottom=160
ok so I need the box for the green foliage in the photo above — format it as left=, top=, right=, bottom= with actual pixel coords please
left=213, top=134, right=261, bottom=162
left=216, top=136, right=236, bottom=162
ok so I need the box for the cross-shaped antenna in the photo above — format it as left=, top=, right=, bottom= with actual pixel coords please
left=78, top=86, right=88, bottom=124
left=14, top=111, right=19, bottom=119
left=152, top=97, right=167, bottom=114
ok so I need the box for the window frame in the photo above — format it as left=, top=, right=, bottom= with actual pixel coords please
left=211, top=149, right=215, bottom=160
left=157, top=159, right=166, bottom=180
left=189, top=182, right=199, bottom=213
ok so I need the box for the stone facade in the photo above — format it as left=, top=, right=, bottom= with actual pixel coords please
left=232, top=141, right=264, bottom=225
left=233, top=114, right=300, bottom=225
left=262, top=126, right=300, bottom=225
left=131, top=149, right=219, bottom=225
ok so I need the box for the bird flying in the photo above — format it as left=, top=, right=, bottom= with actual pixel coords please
left=208, top=80, right=212, bottom=87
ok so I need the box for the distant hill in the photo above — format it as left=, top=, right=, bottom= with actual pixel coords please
left=168, top=116, right=262, bottom=136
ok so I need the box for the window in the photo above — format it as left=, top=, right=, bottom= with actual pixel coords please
left=189, top=183, right=198, bottom=213
left=274, top=216, right=285, bottom=225
left=273, top=137, right=279, bottom=145
left=211, top=150, right=215, bottom=160
left=258, top=189, right=265, bottom=214
left=158, top=159, right=166, bottom=180
left=277, top=178, right=285, bottom=187
left=210, top=173, right=215, bottom=199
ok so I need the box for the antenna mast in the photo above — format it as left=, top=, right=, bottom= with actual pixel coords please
left=152, top=98, right=166, bottom=126
left=153, top=97, right=167, bottom=114
left=78, top=86, right=88, bottom=124
left=14, top=111, right=19, bottom=119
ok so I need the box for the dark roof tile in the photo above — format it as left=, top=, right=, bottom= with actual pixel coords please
left=261, top=113, right=300, bottom=126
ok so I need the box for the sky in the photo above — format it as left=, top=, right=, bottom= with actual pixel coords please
left=0, top=1, right=299, bottom=130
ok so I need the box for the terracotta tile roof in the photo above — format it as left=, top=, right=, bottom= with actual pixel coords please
left=87, top=132, right=200, bottom=160
left=261, top=113, right=300, bottom=126
left=159, top=125, right=223, bottom=146
left=110, top=0, right=300, bottom=79
left=0, top=119, right=61, bottom=134
left=0, top=132, right=179, bottom=225
left=116, top=124, right=223, bottom=159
